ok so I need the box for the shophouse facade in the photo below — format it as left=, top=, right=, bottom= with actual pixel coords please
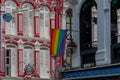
left=0, top=0, right=67, bottom=79
left=62, top=0, right=120, bottom=80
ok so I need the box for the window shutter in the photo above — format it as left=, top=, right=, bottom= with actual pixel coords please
left=11, top=48, right=17, bottom=77
left=45, top=13, right=49, bottom=27
left=28, top=10, right=34, bottom=37
left=5, top=7, right=11, bottom=34
left=40, top=13, right=44, bottom=37
left=23, top=11, right=29, bottom=36
left=40, top=49, right=50, bottom=78
left=11, top=9, right=17, bottom=35
left=24, top=48, right=34, bottom=65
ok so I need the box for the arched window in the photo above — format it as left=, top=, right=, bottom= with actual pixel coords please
left=22, top=3, right=34, bottom=37
left=40, top=6, right=50, bottom=39
left=66, top=9, right=72, bottom=39
left=23, top=46, right=34, bottom=68
left=80, top=0, right=97, bottom=68
left=6, top=45, right=17, bottom=77
left=40, top=46, right=50, bottom=78
left=4, top=1, right=17, bottom=35
left=111, top=0, right=120, bottom=63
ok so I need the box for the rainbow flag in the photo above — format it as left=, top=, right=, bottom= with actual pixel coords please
left=51, top=29, right=67, bottom=56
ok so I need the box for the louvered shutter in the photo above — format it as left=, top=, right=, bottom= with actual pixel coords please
left=40, top=48, right=50, bottom=78
left=28, top=10, right=34, bottom=37
left=11, top=48, right=17, bottom=77
left=23, top=11, right=29, bottom=36
left=11, top=9, right=17, bottom=35
left=40, top=13, right=44, bottom=37
left=44, top=12, right=50, bottom=39
left=23, top=47, right=34, bottom=66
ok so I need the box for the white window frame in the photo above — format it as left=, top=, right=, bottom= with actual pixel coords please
left=6, top=44, right=17, bottom=77
left=5, top=1, right=17, bottom=35
left=23, top=45, right=34, bottom=69
left=40, top=6, right=50, bottom=39
left=40, top=46, right=50, bottom=78
left=22, top=3, right=34, bottom=37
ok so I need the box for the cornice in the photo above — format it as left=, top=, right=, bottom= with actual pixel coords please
left=2, top=34, right=50, bottom=45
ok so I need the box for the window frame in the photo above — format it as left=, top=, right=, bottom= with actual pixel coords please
left=111, top=1, right=120, bottom=63
left=80, top=0, right=97, bottom=68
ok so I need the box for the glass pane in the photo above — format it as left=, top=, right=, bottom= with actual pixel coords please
left=6, top=51, right=10, bottom=57
left=66, top=24, right=70, bottom=28
left=6, top=58, right=10, bottom=64
left=45, top=20, right=49, bottom=27
left=5, top=1, right=16, bottom=9
left=40, top=13, right=44, bottom=19
left=6, top=52, right=10, bottom=57
left=40, top=20, right=44, bottom=27
left=45, top=13, right=49, bottom=19
left=66, top=17, right=70, bottom=23
left=22, top=3, right=33, bottom=9
left=44, top=7, right=49, bottom=12
left=6, top=67, right=9, bottom=75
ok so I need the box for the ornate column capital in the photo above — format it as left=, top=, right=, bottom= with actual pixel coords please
left=34, top=9, right=40, bottom=16
left=18, top=39, right=24, bottom=49
left=35, top=41, right=40, bottom=51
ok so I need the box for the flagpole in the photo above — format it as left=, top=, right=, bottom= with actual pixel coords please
left=53, top=56, right=57, bottom=80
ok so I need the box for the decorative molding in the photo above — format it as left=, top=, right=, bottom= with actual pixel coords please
left=103, top=0, right=110, bottom=12
left=18, top=43, right=23, bottom=49
left=16, top=0, right=25, bottom=3
left=35, top=44, right=40, bottom=50
left=69, top=0, right=78, bottom=5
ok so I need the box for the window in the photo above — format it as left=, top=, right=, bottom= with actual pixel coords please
left=66, top=9, right=72, bottom=40
left=40, top=46, right=50, bottom=78
left=5, top=45, right=17, bottom=77
left=23, top=46, right=34, bottom=66
left=5, top=49, right=11, bottom=76
left=40, top=6, right=50, bottom=39
left=81, top=50, right=96, bottom=68
left=4, top=1, right=17, bottom=35
left=111, top=0, right=120, bottom=63
left=80, top=0, right=97, bottom=68
left=22, top=3, right=34, bottom=37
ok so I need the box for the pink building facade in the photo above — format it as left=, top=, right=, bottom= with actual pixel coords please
left=0, top=0, right=64, bottom=79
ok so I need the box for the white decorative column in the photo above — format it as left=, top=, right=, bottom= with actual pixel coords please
left=34, top=44, right=40, bottom=77
left=71, top=0, right=80, bottom=68
left=50, top=12, right=55, bottom=29
left=96, top=0, right=111, bottom=65
left=50, top=12, right=55, bottom=78
left=34, top=9, right=40, bottom=38
left=17, top=8, right=23, bottom=36
left=18, top=42, right=24, bottom=77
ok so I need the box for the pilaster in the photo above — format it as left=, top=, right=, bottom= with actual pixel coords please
left=96, top=0, right=111, bottom=65
left=17, top=9, right=23, bottom=36
left=18, top=42, right=24, bottom=77
left=34, top=9, right=40, bottom=38
left=34, top=44, right=40, bottom=77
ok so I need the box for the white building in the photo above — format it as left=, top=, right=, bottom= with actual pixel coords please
left=62, top=0, right=120, bottom=80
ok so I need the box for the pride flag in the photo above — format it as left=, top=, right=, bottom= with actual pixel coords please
left=51, top=29, right=67, bottom=56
